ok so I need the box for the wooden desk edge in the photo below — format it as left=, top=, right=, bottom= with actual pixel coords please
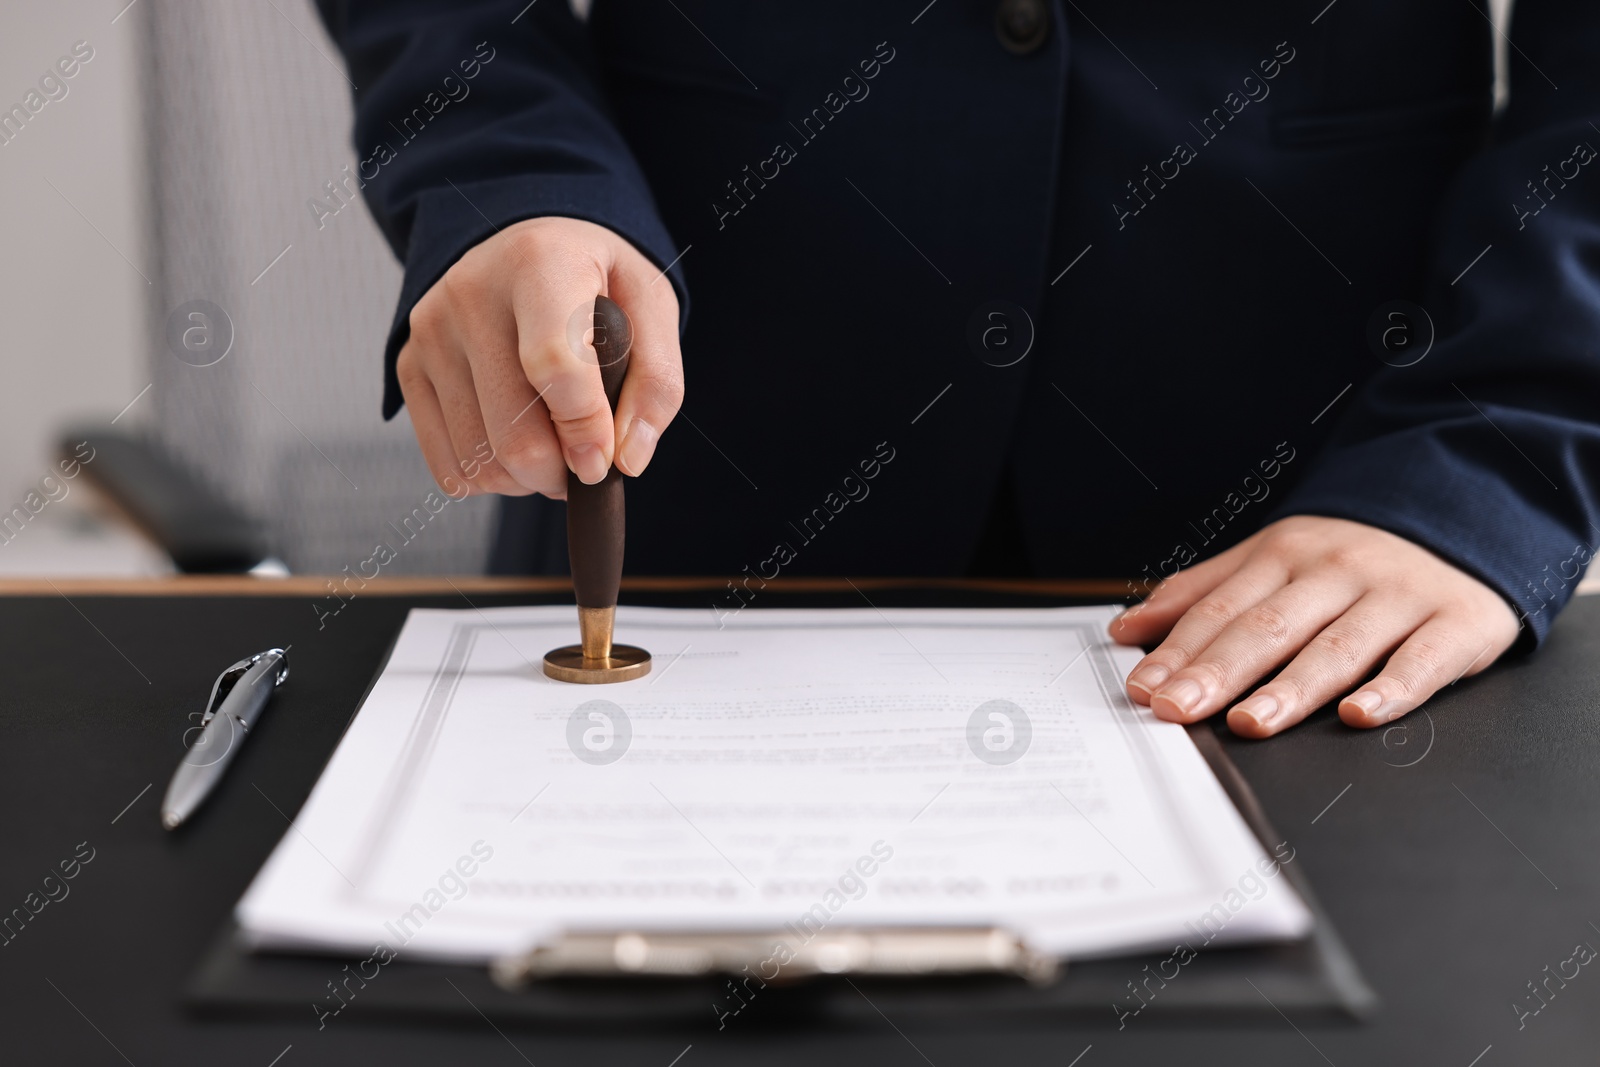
left=0, top=575, right=1138, bottom=598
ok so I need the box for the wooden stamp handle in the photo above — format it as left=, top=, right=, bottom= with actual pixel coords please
left=565, top=295, right=631, bottom=610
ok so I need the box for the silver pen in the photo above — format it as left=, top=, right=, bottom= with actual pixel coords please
left=161, top=648, right=290, bottom=830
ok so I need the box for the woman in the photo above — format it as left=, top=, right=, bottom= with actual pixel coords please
left=315, top=0, right=1600, bottom=738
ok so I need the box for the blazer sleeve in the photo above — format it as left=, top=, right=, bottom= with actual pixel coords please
left=1272, top=0, right=1600, bottom=647
left=314, top=0, right=688, bottom=419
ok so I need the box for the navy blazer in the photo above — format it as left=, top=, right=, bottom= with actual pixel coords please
left=316, top=0, right=1600, bottom=645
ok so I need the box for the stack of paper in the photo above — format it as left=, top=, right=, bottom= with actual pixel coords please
left=237, top=605, right=1310, bottom=963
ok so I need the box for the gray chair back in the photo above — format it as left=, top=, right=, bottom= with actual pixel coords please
left=141, top=0, right=495, bottom=575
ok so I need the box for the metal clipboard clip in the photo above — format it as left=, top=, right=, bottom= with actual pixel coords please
left=489, top=927, right=1062, bottom=988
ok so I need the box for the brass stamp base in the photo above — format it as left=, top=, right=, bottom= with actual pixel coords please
left=542, top=644, right=652, bottom=684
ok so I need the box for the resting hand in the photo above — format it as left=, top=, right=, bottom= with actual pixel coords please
left=1110, top=516, right=1520, bottom=738
left=397, top=217, right=683, bottom=499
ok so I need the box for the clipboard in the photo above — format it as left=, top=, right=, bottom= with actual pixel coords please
left=186, top=720, right=1376, bottom=1026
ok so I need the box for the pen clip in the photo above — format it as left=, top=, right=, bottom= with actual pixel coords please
left=200, top=649, right=290, bottom=725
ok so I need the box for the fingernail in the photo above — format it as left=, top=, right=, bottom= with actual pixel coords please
left=617, top=417, right=660, bottom=476
left=1127, top=664, right=1170, bottom=697
left=1343, top=690, right=1381, bottom=717
left=1231, top=693, right=1280, bottom=731
left=567, top=443, right=608, bottom=485
left=1373, top=700, right=1411, bottom=725
left=1154, top=678, right=1203, bottom=717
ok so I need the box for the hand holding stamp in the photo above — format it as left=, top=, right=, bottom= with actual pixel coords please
left=542, top=296, right=652, bottom=683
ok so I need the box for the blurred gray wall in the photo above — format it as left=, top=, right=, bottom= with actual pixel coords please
left=0, top=2, right=146, bottom=508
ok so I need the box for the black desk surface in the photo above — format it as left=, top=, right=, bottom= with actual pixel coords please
left=2, top=581, right=1597, bottom=1065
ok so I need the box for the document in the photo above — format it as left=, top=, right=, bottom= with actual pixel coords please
left=237, top=605, right=1311, bottom=963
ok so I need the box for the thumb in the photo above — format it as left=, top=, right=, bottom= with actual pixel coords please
left=608, top=259, right=684, bottom=477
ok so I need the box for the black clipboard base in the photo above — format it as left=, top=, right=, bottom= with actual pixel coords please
left=186, top=721, right=1375, bottom=1029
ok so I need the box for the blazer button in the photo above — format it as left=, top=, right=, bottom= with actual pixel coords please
left=995, top=0, right=1050, bottom=55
